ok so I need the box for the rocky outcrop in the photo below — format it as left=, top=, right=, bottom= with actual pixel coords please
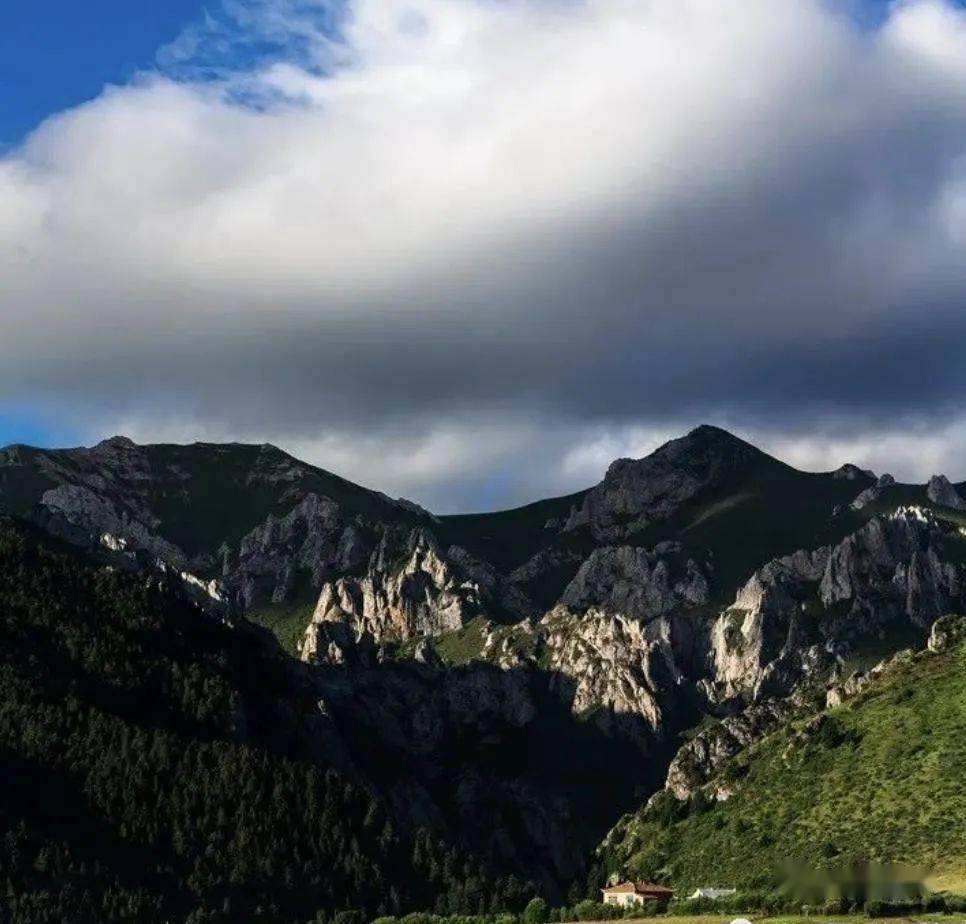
left=850, top=472, right=895, bottom=510
left=708, top=508, right=963, bottom=705
left=227, top=493, right=371, bottom=609
left=303, top=529, right=476, bottom=650
left=477, top=606, right=702, bottom=753
left=928, top=613, right=966, bottom=652
left=300, top=528, right=532, bottom=653
left=565, top=425, right=763, bottom=541
left=662, top=699, right=795, bottom=801
left=927, top=474, right=966, bottom=510
left=559, top=545, right=708, bottom=620
left=820, top=507, right=959, bottom=628
left=708, top=548, right=830, bottom=701
left=540, top=608, right=677, bottom=735
left=0, top=437, right=442, bottom=616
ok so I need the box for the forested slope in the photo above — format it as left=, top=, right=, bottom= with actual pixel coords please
left=0, top=519, right=526, bottom=923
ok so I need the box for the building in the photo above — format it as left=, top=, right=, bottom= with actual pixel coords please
left=688, top=888, right=737, bottom=900
left=601, top=882, right=674, bottom=910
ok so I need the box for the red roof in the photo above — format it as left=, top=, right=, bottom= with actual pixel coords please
left=602, top=882, right=674, bottom=896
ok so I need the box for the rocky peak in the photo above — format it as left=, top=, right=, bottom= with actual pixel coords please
left=849, top=472, right=895, bottom=510
left=565, top=425, right=765, bottom=541
left=927, top=474, right=966, bottom=510
left=94, top=434, right=139, bottom=449
left=832, top=463, right=874, bottom=481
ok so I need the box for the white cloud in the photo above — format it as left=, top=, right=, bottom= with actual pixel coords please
left=5, top=0, right=966, bottom=509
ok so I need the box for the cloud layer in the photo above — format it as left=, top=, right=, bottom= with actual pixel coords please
left=4, top=0, right=966, bottom=509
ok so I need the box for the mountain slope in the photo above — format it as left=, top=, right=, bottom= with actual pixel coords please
left=0, top=518, right=525, bottom=923
left=597, top=620, right=966, bottom=892
left=5, top=424, right=966, bottom=903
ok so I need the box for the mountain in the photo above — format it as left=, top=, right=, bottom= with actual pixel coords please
left=4, top=424, right=966, bottom=917
left=596, top=616, right=966, bottom=892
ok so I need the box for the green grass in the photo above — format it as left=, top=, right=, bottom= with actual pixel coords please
left=246, top=598, right=317, bottom=656
left=604, top=639, right=966, bottom=891
left=438, top=490, right=587, bottom=567
left=143, top=442, right=425, bottom=559
left=434, top=616, right=489, bottom=665
left=608, top=917, right=966, bottom=924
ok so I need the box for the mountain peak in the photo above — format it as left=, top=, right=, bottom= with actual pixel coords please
left=676, top=423, right=761, bottom=455
left=567, top=425, right=766, bottom=541
left=94, top=434, right=139, bottom=450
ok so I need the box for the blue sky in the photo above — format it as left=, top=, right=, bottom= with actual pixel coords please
left=0, top=1, right=203, bottom=447
left=0, top=1, right=205, bottom=146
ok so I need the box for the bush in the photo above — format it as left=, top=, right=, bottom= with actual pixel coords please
left=333, top=912, right=364, bottom=924
left=523, top=898, right=550, bottom=924
left=573, top=901, right=620, bottom=921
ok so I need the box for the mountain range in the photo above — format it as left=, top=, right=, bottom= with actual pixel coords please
left=3, top=425, right=966, bottom=920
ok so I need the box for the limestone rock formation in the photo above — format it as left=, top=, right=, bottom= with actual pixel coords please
left=228, top=493, right=371, bottom=609
left=559, top=545, right=708, bottom=620
left=820, top=508, right=959, bottom=627
left=927, top=474, right=966, bottom=510
left=662, top=699, right=795, bottom=801
left=928, top=613, right=966, bottom=652
left=708, top=548, right=831, bottom=702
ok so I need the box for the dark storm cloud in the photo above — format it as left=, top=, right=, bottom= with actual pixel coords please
left=4, top=0, right=966, bottom=509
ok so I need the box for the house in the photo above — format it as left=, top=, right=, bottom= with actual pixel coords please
left=601, top=882, right=674, bottom=910
left=688, top=887, right=737, bottom=900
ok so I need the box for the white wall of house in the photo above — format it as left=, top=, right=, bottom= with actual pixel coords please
left=603, top=893, right=645, bottom=907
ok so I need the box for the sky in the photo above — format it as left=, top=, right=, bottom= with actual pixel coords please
left=4, top=0, right=966, bottom=512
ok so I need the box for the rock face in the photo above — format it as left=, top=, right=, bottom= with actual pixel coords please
left=927, top=474, right=966, bottom=510
left=559, top=545, right=708, bottom=620
left=301, top=528, right=537, bottom=654
left=303, top=529, right=477, bottom=648
left=564, top=426, right=764, bottom=541
left=820, top=507, right=960, bottom=628
left=707, top=508, right=962, bottom=705
left=228, top=493, right=371, bottom=608
left=662, top=699, right=796, bottom=801
left=538, top=608, right=688, bottom=745
left=850, top=472, right=895, bottom=510
left=928, top=613, right=966, bottom=652
left=0, top=438, right=434, bottom=614
left=708, top=548, right=830, bottom=702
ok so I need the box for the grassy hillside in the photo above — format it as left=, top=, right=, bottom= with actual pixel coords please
left=246, top=596, right=318, bottom=656
left=601, top=636, right=966, bottom=892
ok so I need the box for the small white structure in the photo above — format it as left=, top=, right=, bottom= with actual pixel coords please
left=689, top=888, right=737, bottom=900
